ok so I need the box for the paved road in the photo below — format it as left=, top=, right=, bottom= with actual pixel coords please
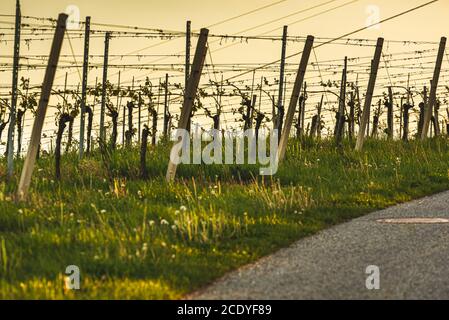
left=190, top=191, right=449, bottom=300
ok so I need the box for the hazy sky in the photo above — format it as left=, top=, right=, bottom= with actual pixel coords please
left=1, top=0, right=446, bottom=83
left=0, top=0, right=448, bottom=150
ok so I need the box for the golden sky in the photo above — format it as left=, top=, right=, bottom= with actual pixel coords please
left=1, top=0, right=447, bottom=83
left=0, top=0, right=448, bottom=148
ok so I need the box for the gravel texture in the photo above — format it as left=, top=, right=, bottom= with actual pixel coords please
left=190, top=191, right=449, bottom=300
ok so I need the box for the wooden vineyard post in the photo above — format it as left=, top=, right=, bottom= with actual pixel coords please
left=421, top=37, right=446, bottom=140
left=250, top=94, right=257, bottom=129
left=166, top=28, right=209, bottom=182
left=277, top=35, right=314, bottom=163
left=276, top=26, right=288, bottom=133
left=300, top=82, right=307, bottom=137
left=434, top=99, right=441, bottom=136
left=310, top=95, right=323, bottom=139
left=348, top=92, right=355, bottom=140
left=79, top=16, right=91, bottom=159
left=138, top=92, right=142, bottom=143
left=100, top=32, right=110, bottom=143
left=355, top=38, right=384, bottom=151
left=387, top=86, right=394, bottom=139
left=6, top=0, right=21, bottom=179
left=402, top=103, right=413, bottom=142
left=140, top=125, right=149, bottom=179
left=401, top=73, right=410, bottom=137
left=336, top=57, right=347, bottom=144
left=372, top=100, right=381, bottom=137
left=185, top=21, right=191, bottom=100
left=418, top=86, right=428, bottom=137
left=163, top=73, right=169, bottom=137
left=17, top=13, right=67, bottom=201
left=399, top=97, right=403, bottom=138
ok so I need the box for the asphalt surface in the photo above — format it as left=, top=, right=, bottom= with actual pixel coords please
left=190, top=191, right=449, bottom=300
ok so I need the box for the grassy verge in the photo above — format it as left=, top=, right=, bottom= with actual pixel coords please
left=0, top=138, right=449, bottom=299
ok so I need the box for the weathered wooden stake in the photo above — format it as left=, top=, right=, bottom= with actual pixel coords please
left=185, top=21, right=191, bottom=100
left=140, top=125, right=149, bottom=179
left=249, top=94, right=257, bottom=129
left=277, top=35, right=314, bottom=162
left=138, top=92, right=142, bottom=143
left=151, top=107, right=158, bottom=146
left=115, top=71, right=121, bottom=148
left=418, top=87, right=427, bottom=137
left=421, top=37, right=446, bottom=139
left=100, top=32, right=110, bottom=142
left=402, top=103, right=412, bottom=142
left=166, top=28, right=209, bottom=182
left=79, top=16, right=91, bottom=159
left=355, top=38, right=384, bottom=151
left=399, top=98, right=403, bottom=138
left=400, top=73, right=410, bottom=138
left=300, top=82, right=307, bottom=136
left=310, top=96, right=323, bottom=139
left=276, top=26, right=288, bottom=133
left=434, top=100, right=441, bottom=136
left=17, top=13, right=67, bottom=201
left=336, top=57, right=347, bottom=144
left=123, top=76, right=133, bottom=146
left=371, top=100, right=381, bottom=138
left=6, top=0, right=21, bottom=179
left=387, top=86, right=394, bottom=139
left=348, top=92, right=355, bottom=139
left=163, top=73, right=169, bottom=137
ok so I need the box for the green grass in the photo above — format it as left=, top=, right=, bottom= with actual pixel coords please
left=1, top=137, right=449, bottom=299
